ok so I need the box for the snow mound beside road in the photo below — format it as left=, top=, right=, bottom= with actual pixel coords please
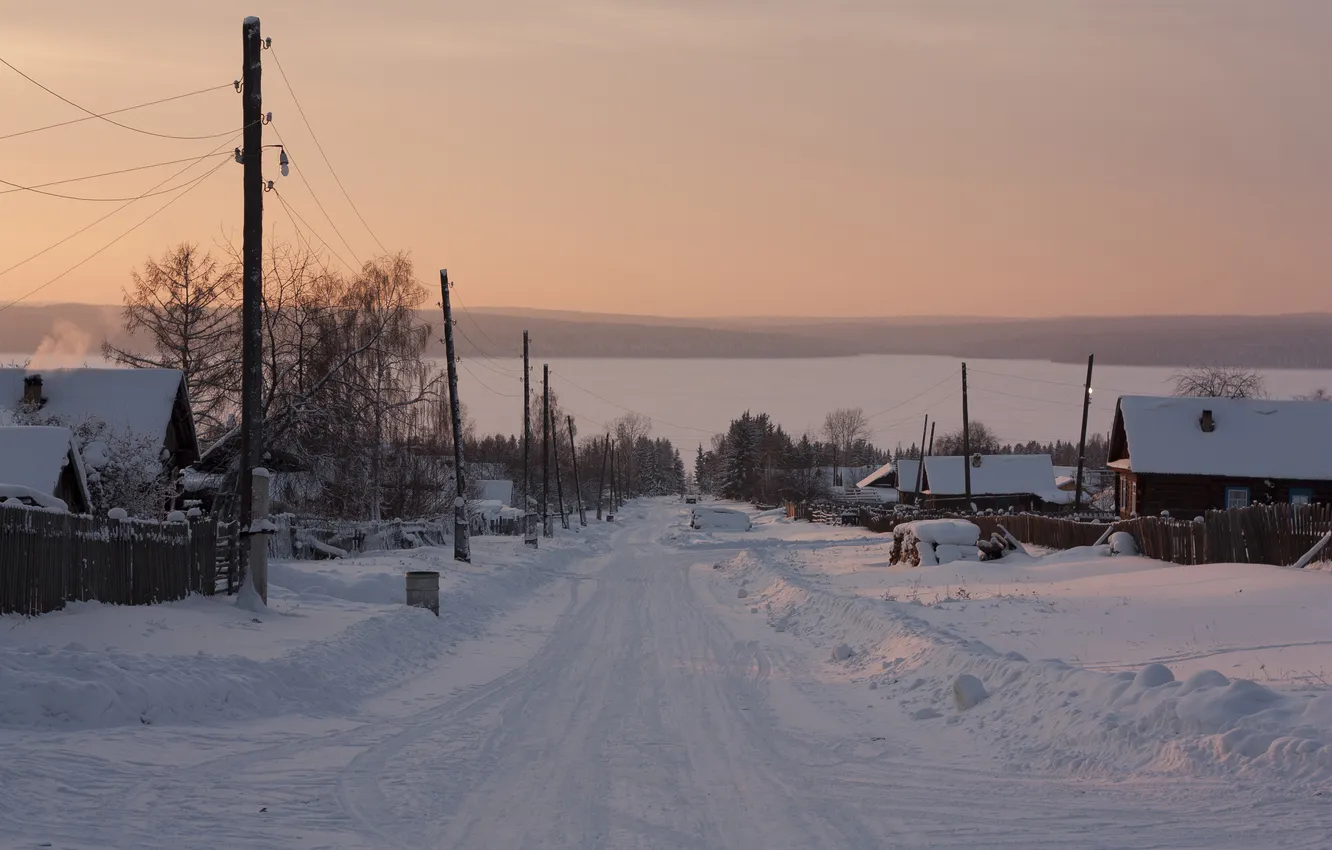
left=711, top=549, right=1332, bottom=787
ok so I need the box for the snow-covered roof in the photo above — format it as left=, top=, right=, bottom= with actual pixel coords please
left=478, top=479, right=513, bottom=504
left=896, top=459, right=922, bottom=494
left=856, top=460, right=895, bottom=489
left=923, top=454, right=1060, bottom=498
left=1113, top=395, right=1332, bottom=479
left=0, top=425, right=89, bottom=510
left=0, top=368, right=188, bottom=450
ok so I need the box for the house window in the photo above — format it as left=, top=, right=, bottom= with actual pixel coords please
left=1290, top=488, right=1313, bottom=506
left=1226, top=487, right=1250, bottom=510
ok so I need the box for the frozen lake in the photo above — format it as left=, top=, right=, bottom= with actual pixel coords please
left=9, top=353, right=1329, bottom=454
left=448, top=355, right=1332, bottom=454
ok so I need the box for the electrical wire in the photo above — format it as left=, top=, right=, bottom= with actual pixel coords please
left=0, top=132, right=242, bottom=281
left=865, top=369, right=960, bottom=421
left=0, top=82, right=236, bottom=142
left=453, top=324, right=522, bottom=377
left=270, top=187, right=357, bottom=274
left=0, top=158, right=229, bottom=314
left=0, top=57, right=241, bottom=141
left=458, top=359, right=520, bottom=398
left=269, top=47, right=388, bottom=255
left=451, top=285, right=521, bottom=357
left=0, top=153, right=236, bottom=196
left=0, top=166, right=231, bottom=202
left=549, top=368, right=714, bottom=434
left=270, top=124, right=363, bottom=268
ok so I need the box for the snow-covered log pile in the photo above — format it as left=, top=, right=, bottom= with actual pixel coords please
left=891, top=519, right=981, bottom=566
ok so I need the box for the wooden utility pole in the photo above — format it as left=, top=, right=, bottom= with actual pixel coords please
left=1074, top=354, right=1095, bottom=511
left=551, top=404, right=568, bottom=530
left=608, top=445, right=617, bottom=517
left=913, top=414, right=929, bottom=501
left=961, top=362, right=972, bottom=510
left=440, top=270, right=470, bottom=562
left=568, top=416, right=586, bottom=526
left=239, top=16, right=264, bottom=596
left=542, top=364, right=552, bottom=537
left=596, top=433, right=609, bottom=520
left=927, top=421, right=936, bottom=456
left=522, top=331, right=536, bottom=547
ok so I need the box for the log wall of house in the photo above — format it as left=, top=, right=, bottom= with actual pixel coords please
left=1118, top=471, right=1332, bottom=519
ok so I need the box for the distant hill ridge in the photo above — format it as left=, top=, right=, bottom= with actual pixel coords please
left=4, top=304, right=1331, bottom=368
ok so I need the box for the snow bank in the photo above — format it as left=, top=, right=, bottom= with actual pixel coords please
left=0, top=533, right=605, bottom=730
left=712, top=548, right=1332, bottom=786
left=690, top=506, right=752, bottom=532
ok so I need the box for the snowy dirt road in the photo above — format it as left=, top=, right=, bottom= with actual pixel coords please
left=4, top=501, right=1325, bottom=849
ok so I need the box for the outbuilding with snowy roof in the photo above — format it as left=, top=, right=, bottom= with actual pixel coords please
left=1108, top=395, right=1332, bottom=519
left=917, top=454, right=1069, bottom=511
left=0, top=425, right=91, bottom=513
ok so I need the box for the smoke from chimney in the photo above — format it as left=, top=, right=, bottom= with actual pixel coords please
left=27, top=320, right=92, bottom=370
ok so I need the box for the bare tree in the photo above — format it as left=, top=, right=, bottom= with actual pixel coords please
left=1171, top=366, right=1267, bottom=399
left=1295, top=388, right=1331, bottom=402
left=102, top=243, right=240, bottom=438
left=822, top=407, right=868, bottom=485
left=932, top=421, right=1001, bottom=457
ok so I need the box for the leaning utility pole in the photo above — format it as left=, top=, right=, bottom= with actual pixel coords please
left=961, top=362, right=972, bottom=510
left=913, top=414, right=929, bottom=501
left=440, top=270, right=470, bottom=562
left=551, top=404, right=568, bottom=530
left=239, top=16, right=264, bottom=597
left=596, top=433, right=609, bottom=520
left=568, top=416, right=586, bottom=526
left=542, top=364, right=552, bottom=537
left=1074, top=354, right=1095, bottom=511
left=522, top=331, right=536, bottom=547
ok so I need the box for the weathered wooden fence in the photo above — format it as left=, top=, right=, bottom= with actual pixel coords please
left=970, top=503, right=1332, bottom=567
left=1, top=503, right=219, bottom=616
left=264, top=514, right=450, bottom=561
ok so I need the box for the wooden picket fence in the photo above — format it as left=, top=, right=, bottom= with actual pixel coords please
left=0, top=502, right=219, bottom=616
left=970, top=502, right=1332, bottom=567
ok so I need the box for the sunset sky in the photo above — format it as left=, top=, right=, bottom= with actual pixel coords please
left=2, top=1, right=1330, bottom=317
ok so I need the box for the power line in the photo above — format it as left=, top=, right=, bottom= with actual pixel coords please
left=865, top=370, right=960, bottom=421
left=270, top=124, right=363, bottom=268
left=0, top=152, right=234, bottom=196
left=270, top=187, right=357, bottom=274
left=0, top=57, right=241, bottom=141
left=0, top=159, right=229, bottom=314
left=269, top=47, right=387, bottom=255
left=459, top=359, right=520, bottom=398
left=0, top=133, right=242, bottom=281
left=0, top=166, right=231, bottom=202
left=451, top=285, right=521, bottom=356
left=0, top=82, right=235, bottom=142
left=550, top=368, right=714, bottom=434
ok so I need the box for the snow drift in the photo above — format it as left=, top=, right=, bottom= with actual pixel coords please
left=714, top=549, right=1332, bottom=786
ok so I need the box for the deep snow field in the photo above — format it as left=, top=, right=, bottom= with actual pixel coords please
left=688, top=504, right=1332, bottom=787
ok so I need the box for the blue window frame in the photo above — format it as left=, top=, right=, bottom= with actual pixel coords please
left=1290, top=487, right=1314, bottom=506
left=1225, top=486, right=1250, bottom=510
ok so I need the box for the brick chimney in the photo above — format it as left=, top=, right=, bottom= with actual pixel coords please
left=22, top=374, right=44, bottom=407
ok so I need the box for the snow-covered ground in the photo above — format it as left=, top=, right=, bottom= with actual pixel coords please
left=2, top=498, right=1329, bottom=848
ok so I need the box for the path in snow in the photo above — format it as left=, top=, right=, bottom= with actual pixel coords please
left=3, top=502, right=1325, bottom=849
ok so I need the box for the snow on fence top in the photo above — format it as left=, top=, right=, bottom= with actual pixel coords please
left=1114, top=395, right=1332, bottom=479
left=0, top=425, right=88, bottom=509
left=0, top=368, right=186, bottom=449
left=923, top=454, right=1063, bottom=499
